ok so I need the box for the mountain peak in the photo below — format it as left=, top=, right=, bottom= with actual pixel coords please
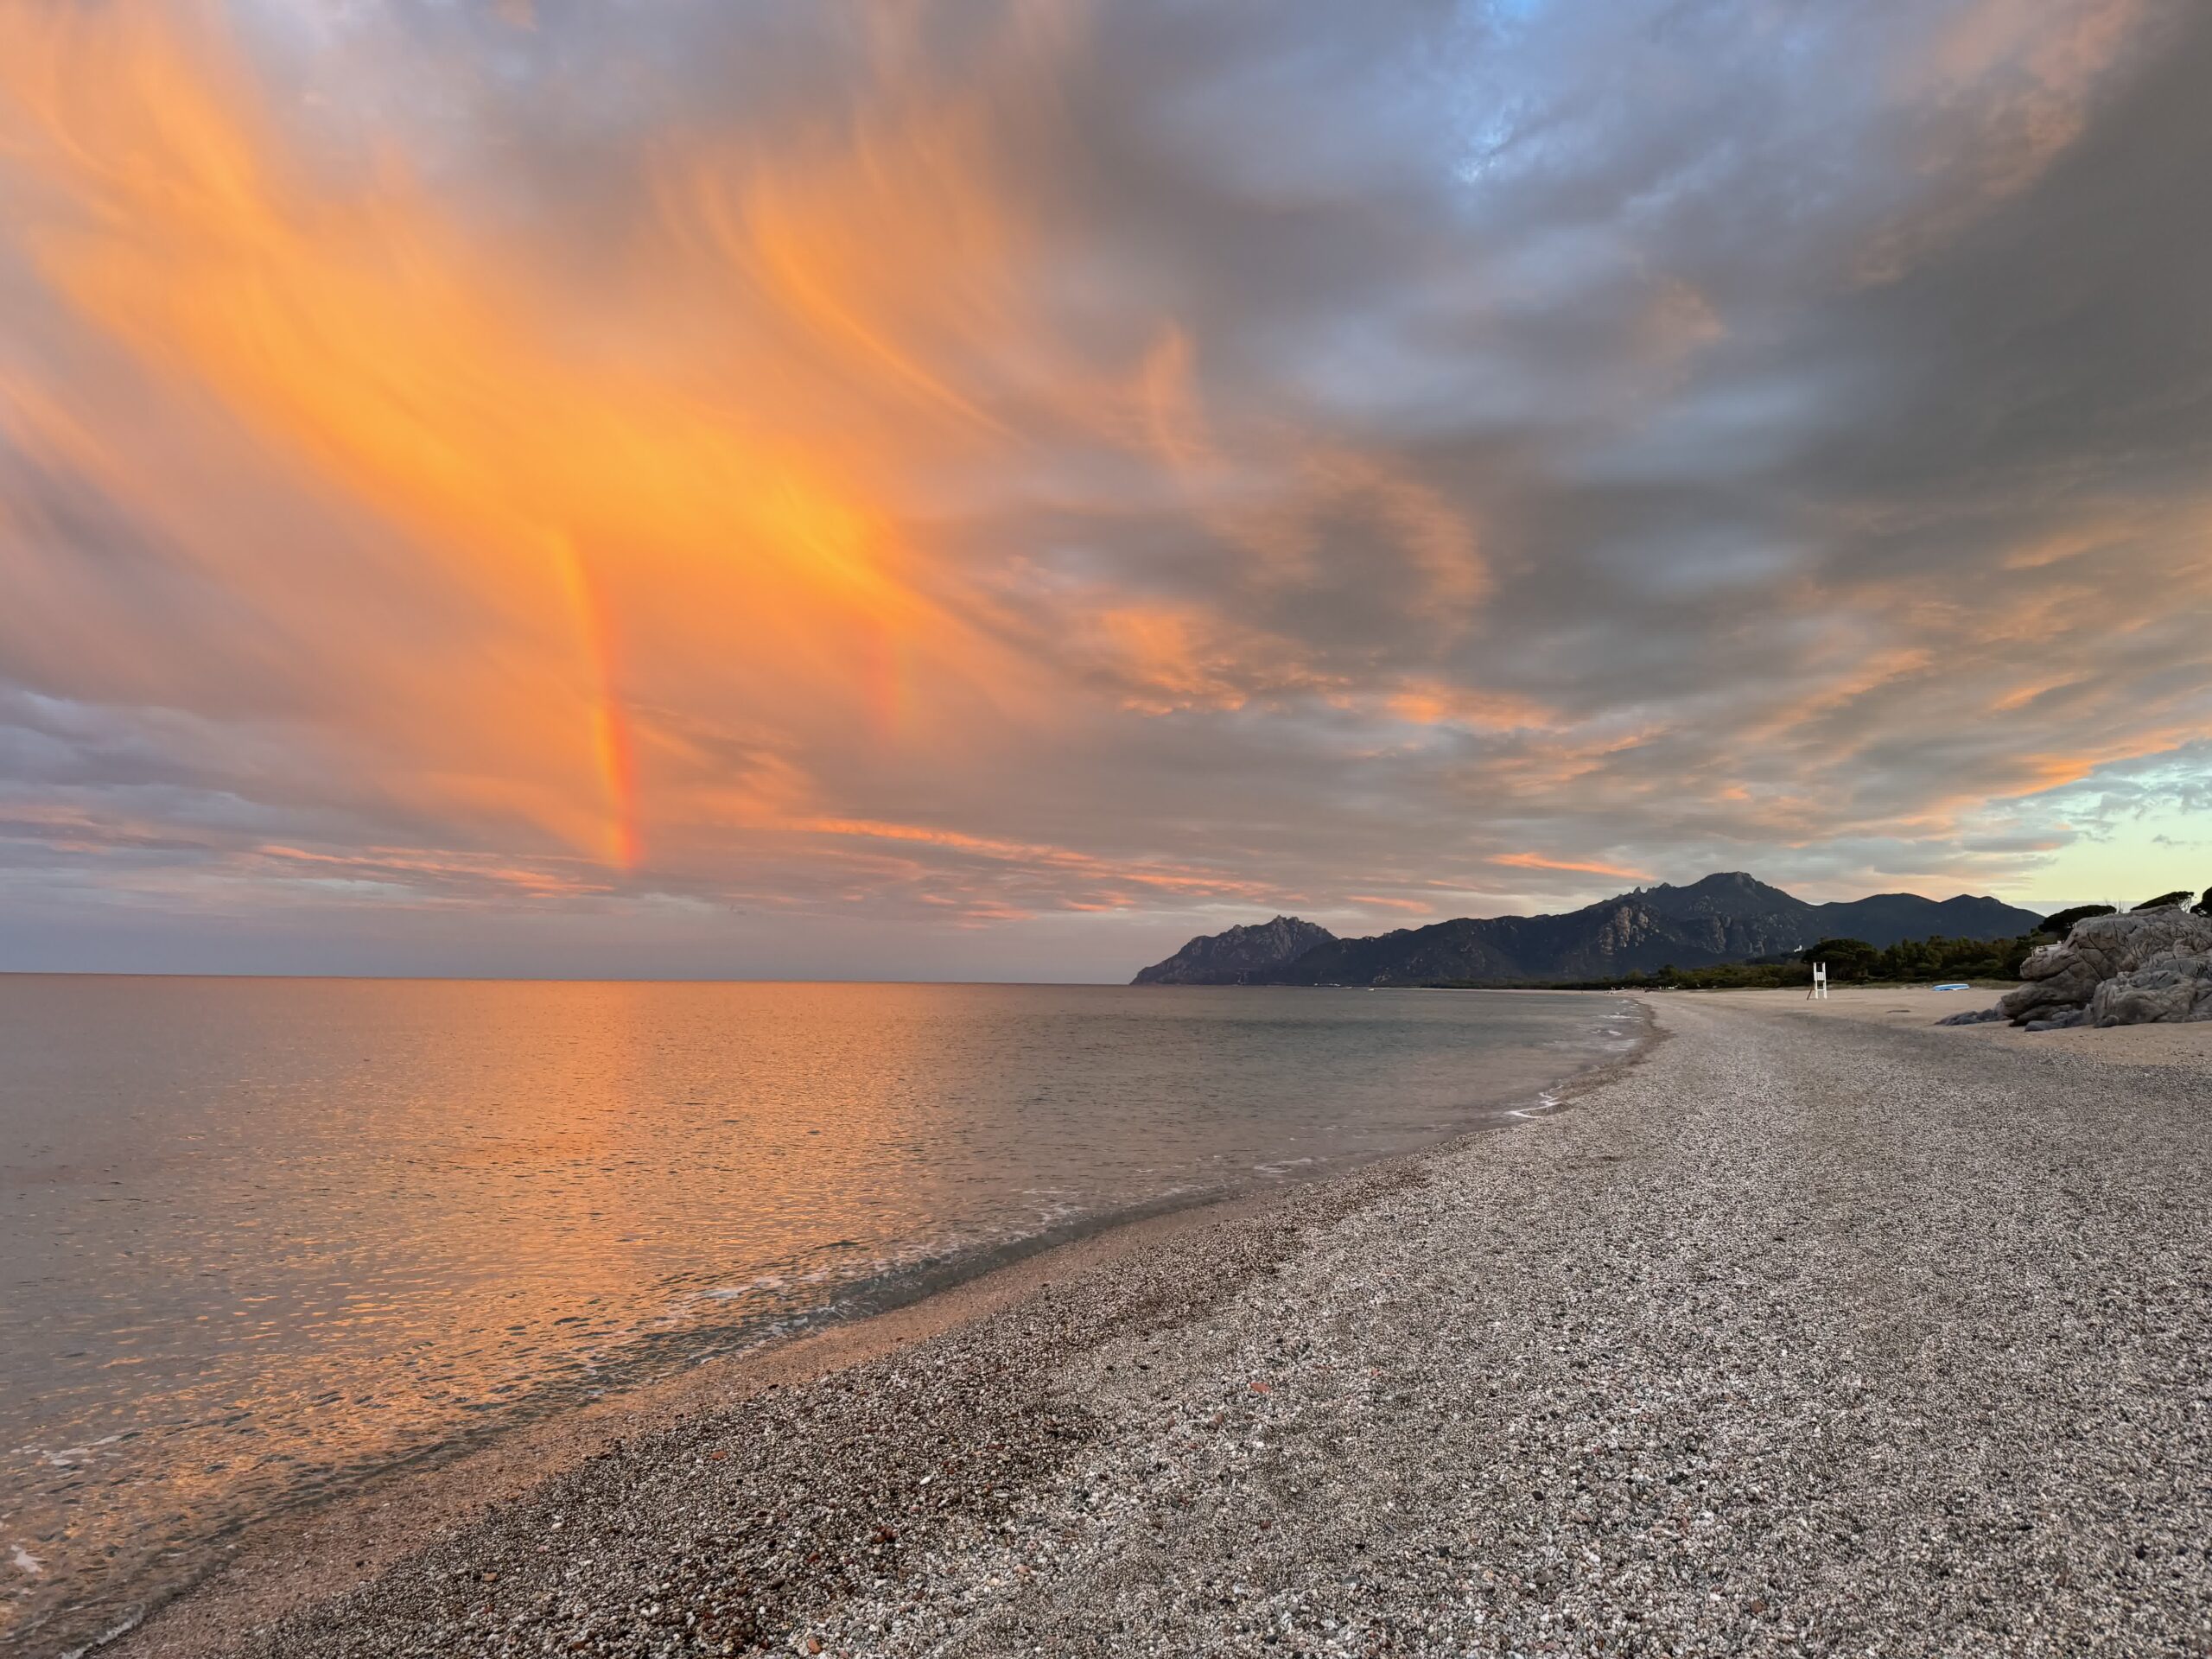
left=1130, top=914, right=1336, bottom=985
left=1128, top=874, right=2044, bottom=985
left=1670, top=870, right=1783, bottom=894
left=1637, top=870, right=1800, bottom=922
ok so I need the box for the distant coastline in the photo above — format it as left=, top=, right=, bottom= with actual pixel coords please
left=1132, top=870, right=2044, bottom=987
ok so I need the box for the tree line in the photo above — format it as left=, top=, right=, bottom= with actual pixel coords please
left=1592, top=931, right=2038, bottom=992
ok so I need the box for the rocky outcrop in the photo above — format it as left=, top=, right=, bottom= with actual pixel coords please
left=1132, top=915, right=1337, bottom=985
left=1997, top=909, right=2212, bottom=1028
left=2088, top=951, right=2212, bottom=1025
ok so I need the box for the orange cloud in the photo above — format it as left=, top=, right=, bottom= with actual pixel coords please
left=0, top=0, right=1052, bottom=874
left=1385, top=681, right=1556, bottom=731
left=1492, top=852, right=1653, bottom=881
left=0, top=1, right=1535, bottom=929
left=1739, top=645, right=1934, bottom=747
left=1860, top=0, right=2147, bottom=282
left=254, top=844, right=610, bottom=899
left=1081, top=603, right=1342, bottom=713
left=1348, top=893, right=1434, bottom=913
left=791, top=816, right=1276, bottom=902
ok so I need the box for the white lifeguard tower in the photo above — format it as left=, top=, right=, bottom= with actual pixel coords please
left=1808, top=962, right=1828, bottom=1000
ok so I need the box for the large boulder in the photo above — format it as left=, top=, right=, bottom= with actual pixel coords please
left=1998, top=909, right=2212, bottom=1026
left=2088, top=952, right=2212, bottom=1026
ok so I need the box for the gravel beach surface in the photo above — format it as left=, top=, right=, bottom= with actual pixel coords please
left=126, top=997, right=2209, bottom=1658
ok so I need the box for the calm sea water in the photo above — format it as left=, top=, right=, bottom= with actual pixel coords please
left=0, top=976, right=1633, bottom=1652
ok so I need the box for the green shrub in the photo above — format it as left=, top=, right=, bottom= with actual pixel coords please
left=1429, top=931, right=2044, bottom=991
left=2134, top=890, right=2191, bottom=912
left=1798, top=938, right=1878, bottom=980
left=2037, top=904, right=2114, bottom=936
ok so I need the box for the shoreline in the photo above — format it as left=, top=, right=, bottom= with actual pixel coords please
left=111, top=995, right=2212, bottom=1656
left=99, top=1184, right=1295, bottom=1659
left=99, top=997, right=1652, bottom=1659
left=99, top=1188, right=1270, bottom=1659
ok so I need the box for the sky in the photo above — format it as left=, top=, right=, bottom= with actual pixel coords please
left=1, top=0, right=2208, bottom=982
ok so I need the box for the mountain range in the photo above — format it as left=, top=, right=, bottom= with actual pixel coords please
left=1130, top=872, right=2045, bottom=986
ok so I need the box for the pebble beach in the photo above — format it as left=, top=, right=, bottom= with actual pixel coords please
left=119, top=995, right=2210, bottom=1657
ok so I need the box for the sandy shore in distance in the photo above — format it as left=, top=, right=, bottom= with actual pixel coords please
left=117, top=994, right=2209, bottom=1657
left=1694, top=982, right=2212, bottom=1069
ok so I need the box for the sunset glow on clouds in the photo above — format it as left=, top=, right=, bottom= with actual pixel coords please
left=2, top=0, right=2209, bottom=977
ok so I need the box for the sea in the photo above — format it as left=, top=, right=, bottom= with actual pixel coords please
left=0, top=976, right=1636, bottom=1653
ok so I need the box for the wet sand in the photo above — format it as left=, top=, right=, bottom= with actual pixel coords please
left=116, top=995, right=2209, bottom=1656
left=97, top=1188, right=1295, bottom=1659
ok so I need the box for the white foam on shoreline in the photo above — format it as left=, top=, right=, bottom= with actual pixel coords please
left=58, top=1606, right=141, bottom=1659
left=1508, top=1089, right=1566, bottom=1120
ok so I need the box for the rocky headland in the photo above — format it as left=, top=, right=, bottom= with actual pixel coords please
left=1130, top=915, right=1338, bottom=985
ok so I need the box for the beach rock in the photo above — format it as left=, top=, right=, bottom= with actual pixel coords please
left=2088, top=951, right=2212, bottom=1026
left=1999, top=909, right=2212, bottom=1027
left=1935, top=1007, right=2005, bottom=1027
